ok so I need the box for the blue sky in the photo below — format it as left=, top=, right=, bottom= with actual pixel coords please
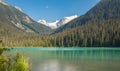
left=4, top=0, right=100, bottom=22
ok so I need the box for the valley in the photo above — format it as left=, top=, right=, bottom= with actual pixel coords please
left=0, top=0, right=120, bottom=71
left=0, top=0, right=120, bottom=47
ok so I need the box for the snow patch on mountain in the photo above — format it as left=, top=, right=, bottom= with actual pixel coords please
left=38, top=20, right=47, bottom=26
left=10, top=21, right=25, bottom=30
left=57, top=15, right=78, bottom=27
left=38, top=20, right=59, bottom=29
left=23, top=16, right=32, bottom=23
left=15, top=23, right=25, bottom=30
left=38, top=15, right=79, bottom=29
left=48, top=20, right=59, bottom=29
left=0, top=0, right=8, bottom=6
left=15, top=6, right=23, bottom=12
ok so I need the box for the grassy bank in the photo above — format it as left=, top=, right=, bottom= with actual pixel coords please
left=0, top=48, right=31, bottom=71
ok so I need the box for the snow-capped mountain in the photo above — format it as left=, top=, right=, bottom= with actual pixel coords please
left=38, top=20, right=47, bottom=26
left=47, top=20, right=59, bottom=29
left=38, top=15, right=79, bottom=29
left=38, top=20, right=59, bottom=29
left=57, top=15, right=78, bottom=27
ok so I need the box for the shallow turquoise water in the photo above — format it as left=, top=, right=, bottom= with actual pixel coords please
left=8, top=48, right=120, bottom=71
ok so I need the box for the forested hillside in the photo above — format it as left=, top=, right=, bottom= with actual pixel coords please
left=54, top=0, right=120, bottom=33
left=0, top=0, right=120, bottom=47
left=1, top=19, right=119, bottom=47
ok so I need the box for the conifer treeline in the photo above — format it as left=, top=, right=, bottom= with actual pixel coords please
left=0, top=19, right=120, bottom=47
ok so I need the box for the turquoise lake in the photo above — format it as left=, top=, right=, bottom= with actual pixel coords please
left=8, top=48, right=120, bottom=71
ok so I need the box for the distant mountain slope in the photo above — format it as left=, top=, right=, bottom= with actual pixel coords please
left=52, top=19, right=120, bottom=47
left=38, top=20, right=59, bottom=29
left=54, top=0, right=120, bottom=33
left=5, top=18, right=120, bottom=47
left=0, top=1, right=52, bottom=35
left=38, top=15, right=78, bottom=29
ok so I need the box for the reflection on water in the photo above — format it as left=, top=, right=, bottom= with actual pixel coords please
left=36, top=60, right=60, bottom=71
left=35, top=59, right=78, bottom=71
left=8, top=48, right=120, bottom=71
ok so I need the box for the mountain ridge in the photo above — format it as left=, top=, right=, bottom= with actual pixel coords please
left=54, top=0, right=120, bottom=33
left=0, top=0, right=120, bottom=47
left=38, top=15, right=79, bottom=29
left=0, top=1, right=52, bottom=35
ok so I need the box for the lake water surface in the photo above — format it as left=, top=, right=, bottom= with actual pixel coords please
left=8, top=48, right=120, bottom=71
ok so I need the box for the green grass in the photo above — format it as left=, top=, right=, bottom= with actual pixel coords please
left=0, top=49, right=31, bottom=71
